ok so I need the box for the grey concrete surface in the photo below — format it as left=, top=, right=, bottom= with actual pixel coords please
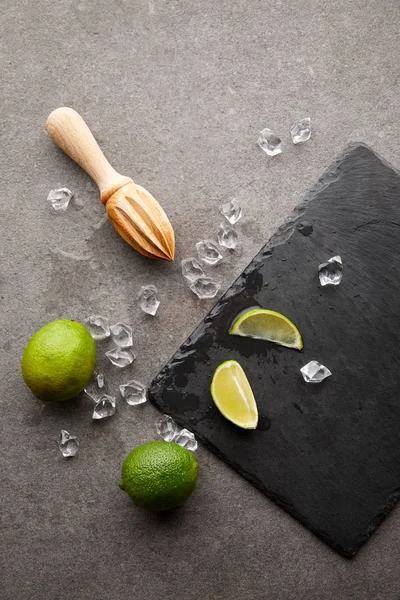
left=1, top=1, right=400, bottom=599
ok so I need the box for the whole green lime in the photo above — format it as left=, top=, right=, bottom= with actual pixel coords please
left=120, top=441, right=199, bottom=511
left=21, top=319, right=96, bottom=401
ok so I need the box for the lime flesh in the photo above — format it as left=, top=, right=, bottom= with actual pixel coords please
left=229, top=308, right=303, bottom=350
left=211, top=360, right=258, bottom=429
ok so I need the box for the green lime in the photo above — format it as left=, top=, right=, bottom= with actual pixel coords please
left=229, top=308, right=303, bottom=350
left=120, top=441, right=198, bottom=511
left=21, top=319, right=96, bottom=401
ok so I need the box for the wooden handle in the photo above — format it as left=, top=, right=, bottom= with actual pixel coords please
left=46, top=107, right=132, bottom=204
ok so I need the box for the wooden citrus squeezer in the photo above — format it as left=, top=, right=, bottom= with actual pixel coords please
left=46, top=107, right=175, bottom=261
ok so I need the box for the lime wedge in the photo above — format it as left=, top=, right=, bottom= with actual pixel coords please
left=229, top=308, right=303, bottom=350
left=210, top=360, right=258, bottom=429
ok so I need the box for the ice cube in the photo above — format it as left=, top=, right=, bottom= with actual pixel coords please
left=218, top=222, right=238, bottom=249
left=84, top=371, right=108, bottom=401
left=58, top=430, right=79, bottom=457
left=290, top=117, right=311, bottom=144
left=105, top=347, right=136, bottom=368
left=110, top=322, right=133, bottom=347
left=190, top=276, right=221, bottom=299
left=97, top=373, right=106, bottom=388
left=139, top=285, right=160, bottom=316
left=175, top=428, right=198, bottom=452
left=318, top=256, right=343, bottom=286
left=92, top=395, right=116, bottom=419
left=156, top=414, right=178, bottom=442
left=300, top=360, right=332, bottom=383
left=257, top=128, right=282, bottom=156
left=195, top=240, right=223, bottom=265
left=181, top=258, right=204, bottom=282
left=48, top=188, right=73, bottom=211
left=84, top=315, right=110, bottom=340
left=221, top=199, right=242, bottom=225
left=119, top=380, right=147, bottom=405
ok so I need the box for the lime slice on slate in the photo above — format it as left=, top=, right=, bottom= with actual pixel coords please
left=211, top=360, right=258, bottom=430
left=229, top=308, right=303, bottom=350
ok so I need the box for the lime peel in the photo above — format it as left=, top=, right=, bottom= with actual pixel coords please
left=120, top=441, right=198, bottom=511
left=21, top=319, right=97, bottom=402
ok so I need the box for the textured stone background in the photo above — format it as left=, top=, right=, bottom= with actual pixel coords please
left=1, top=1, right=400, bottom=599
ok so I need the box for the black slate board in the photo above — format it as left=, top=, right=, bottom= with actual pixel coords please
left=149, top=144, right=400, bottom=557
